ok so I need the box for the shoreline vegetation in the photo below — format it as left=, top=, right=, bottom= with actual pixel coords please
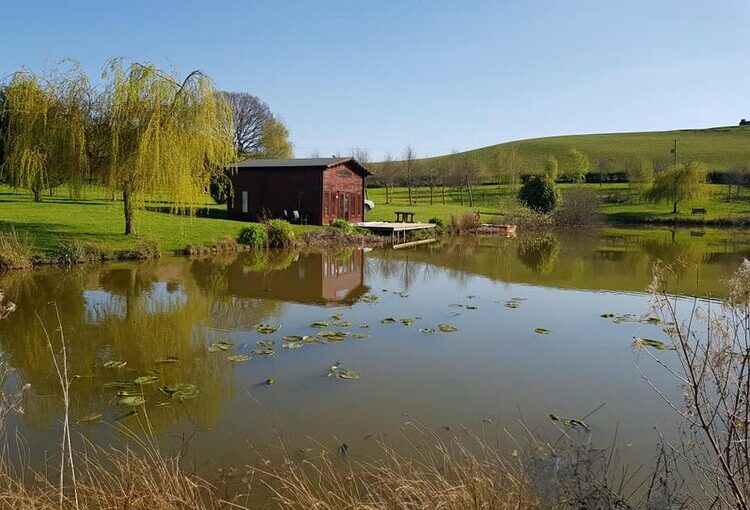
left=1, top=261, right=750, bottom=508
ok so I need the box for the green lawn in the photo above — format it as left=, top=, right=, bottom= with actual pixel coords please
left=0, top=185, right=315, bottom=255
left=365, top=183, right=750, bottom=224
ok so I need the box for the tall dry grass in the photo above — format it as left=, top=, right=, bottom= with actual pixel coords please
left=0, top=229, right=33, bottom=270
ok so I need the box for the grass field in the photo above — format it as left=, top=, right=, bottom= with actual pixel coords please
left=365, top=182, right=750, bottom=224
left=2, top=179, right=750, bottom=260
left=391, top=125, right=750, bottom=176
left=0, top=185, right=315, bottom=256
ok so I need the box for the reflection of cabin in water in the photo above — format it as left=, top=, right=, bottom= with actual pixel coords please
left=227, top=251, right=367, bottom=305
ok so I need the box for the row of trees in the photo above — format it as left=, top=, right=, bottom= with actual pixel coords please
left=371, top=147, right=482, bottom=206
left=0, top=60, right=292, bottom=234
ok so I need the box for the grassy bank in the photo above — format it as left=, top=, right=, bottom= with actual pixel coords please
left=0, top=185, right=319, bottom=259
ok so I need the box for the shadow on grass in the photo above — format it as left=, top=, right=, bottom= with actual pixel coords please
left=144, top=205, right=229, bottom=220
left=0, top=221, right=128, bottom=254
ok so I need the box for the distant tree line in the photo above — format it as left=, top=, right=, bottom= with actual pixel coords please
left=0, top=59, right=292, bottom=233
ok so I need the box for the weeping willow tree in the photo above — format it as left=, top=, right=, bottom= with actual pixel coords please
left=105, top=60, right=235, bottom=235
left=1, top=65, right=89, bottom=201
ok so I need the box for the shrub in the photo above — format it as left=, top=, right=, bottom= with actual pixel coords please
left=329, top=219, right=354, bottom=233
left=209, top=173, right=231, bottom=205
left=554, top=187, right=604, bottom=226
left=518, top=175, right=560, bottom=213
left=0, top=230, right=33, bottom=270
left=238, top=224, right=267, bottom=248
left=428, top=217, right=444, bottom=228
left=264, top=219, right=295, bottom=248
left=448, top=212, right=481, bottom=234
left=55, top=240, right=110, bottom=264
left=130, top=239, right=161, bottom=260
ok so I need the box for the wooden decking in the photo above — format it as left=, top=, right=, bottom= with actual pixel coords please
left=355, top=222, right=437, bottom=247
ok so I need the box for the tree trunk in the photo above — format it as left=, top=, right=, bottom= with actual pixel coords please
left=123, top=186, right=136, bottom=235
left=672, top=201, right=678, bottom=215
left=468, top=185, right=474, bottom=207
left=407, top=184, right=412, bottom=205
left=429, top=186, right=434, bottom=205
left=442, top=186, right=446, bottom=205
left=385, top=186, right=390, bottom=204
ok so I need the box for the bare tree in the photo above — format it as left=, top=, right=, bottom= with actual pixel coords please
left=376, top=154, right=400, bottom=204
left=448, top=154, right=480, bottom=207
left=421, top=161, right=443, bottom=205
left=222, top=91, right=272, bottom=156
left=349, top=147, right=369, bottom=164
left=402, top=146, right=417, bottom=205
left=496, top=147, right=523, bottom=191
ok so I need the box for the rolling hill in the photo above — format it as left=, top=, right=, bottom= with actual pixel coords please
left=406, top=125, right=750, bottom=176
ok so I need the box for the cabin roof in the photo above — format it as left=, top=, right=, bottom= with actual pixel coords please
left=233, top=157, right=371, bottom=176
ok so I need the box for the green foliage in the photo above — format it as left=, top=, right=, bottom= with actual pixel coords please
left=646, top=161, right=707, bottom=213
left=1, top=64, right=89, bottom=200
left=518, top=175, right=560, bottom=213
left=260, top=116, right=293, bottom=158
left=517, top=233, right=561, bottom=275
left=329, top=219, right=354, bottom=233
left=560, top=148, right=590, bottom=182
left=105, top=59, right=235, bottom=234
left=209, top=173, right=231, bottom=204
left=544, top=156, right=559, bottom=181
left=55, top=240, right=109, bottom=264
left=264, top=219, right=296, bottom=248
left=428, top=217, right=444, bottom=227
left=237, top=224, right=267, bottom=248
left=130, top=239, right=161, bottom=260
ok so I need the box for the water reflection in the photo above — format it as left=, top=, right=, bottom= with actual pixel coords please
left=0, top=227, right=749, bottom=473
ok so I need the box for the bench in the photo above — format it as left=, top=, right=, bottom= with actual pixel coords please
left=691, top=208, right=707, bottom=215
left=394, top=211, right=415, bottom=223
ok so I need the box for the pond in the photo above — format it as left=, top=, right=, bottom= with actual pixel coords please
left=1, top=226, right=750, bottom=479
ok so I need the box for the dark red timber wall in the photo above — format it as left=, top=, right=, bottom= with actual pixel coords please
left=228, top=168, right=323, bottom=223
left=322, top=162, right=365, bottom=224
left=228, top=159, right=366, bottom=225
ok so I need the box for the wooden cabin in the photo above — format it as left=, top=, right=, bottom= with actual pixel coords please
left=227, top=157, right=370, bottom=225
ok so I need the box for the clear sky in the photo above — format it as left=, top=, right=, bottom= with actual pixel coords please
left=1, top=0, right=747, bottom=160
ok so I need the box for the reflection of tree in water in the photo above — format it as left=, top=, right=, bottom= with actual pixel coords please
left=0, top=264, right=234, bottom=433
left=517, top=234, right=561, bottom=275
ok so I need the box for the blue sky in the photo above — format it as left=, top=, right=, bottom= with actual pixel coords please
left=1, top=0, right=747, bottom=159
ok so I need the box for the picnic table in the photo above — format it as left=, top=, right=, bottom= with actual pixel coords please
left=394, top=211, right=415, bottom=223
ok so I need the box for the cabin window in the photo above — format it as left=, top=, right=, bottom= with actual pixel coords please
left=241, top=191, right=249, bottom=213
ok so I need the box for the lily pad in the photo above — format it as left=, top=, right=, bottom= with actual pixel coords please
left=633, top=337, right=669, bottom=350
left=153, top=356, right=179, bottom=364
left=310, top=321, right=331, bottom=328
left=505, top=301, right=520, bottom=309
left=380, top=317, right=397, bottom=324
left=641, top=316, right=661, bottom=325
left=228, top=354, right=252, bottom=362
left=326, top=362, right=342, bottom=376
left=336, top=369, right=360, bottom=380
left=465, top=305, right=479, bottom=310
left=600, top=313, right=615, bottom=318
left=302, top=335, right=323, bottom=344
left=400, top=318, right=416, bottom=326
left=332, top=320, right=352, bottom=327
left=208, top=341, right=233, bottom=353
left=103, top=381, right=134, bottom=390
left=350, top=333, right=370, bottom=339
left=251, top=348, right=276, bottom=356
left=256, top=340, right=275, bottom=347
left=265, top=378, right=275, bottom=385
left=331, top=313, right=344, bottom=320
left=419, top=328, right=436, bottom=334
left=283, top=335, right=304, bottom=342
left=119, top=395, right=146, bottom=407
left=255, top=324, right=279, bottom=334
left=360, top=294, right=379, bottom=303
left=133, top=375, right=159, bottom=385
left=534, top=328, right=551, bottom=335
left=437, top=324, right=458, bottom=333
left=103, top=360, right=127, bottom=369
left=76, top=412, right=103, bottom=423
left=318, top=331, right=348, bottom=341
left=283, top=341, right=304, bottom=349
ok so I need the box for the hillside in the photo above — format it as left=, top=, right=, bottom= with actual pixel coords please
left=410, top=125, right=750, bottom=176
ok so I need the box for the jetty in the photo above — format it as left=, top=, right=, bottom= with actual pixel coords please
left=355, top=221, right=437, bottom=248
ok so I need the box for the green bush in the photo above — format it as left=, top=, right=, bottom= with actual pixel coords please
left=518, top=175, right=560, bottom=214
left=330, top=219, right=354, bottom=233
left=428, top=217, right=444, bottom=227
left=238, top=224, right=267, bottom=248
left=130, top=239, right=161, bottom=260
left=55, top=240, right=109, bottom=264
left=209, top=173, right=231, bottom=205
left=264, top=219, right=295, bottom=248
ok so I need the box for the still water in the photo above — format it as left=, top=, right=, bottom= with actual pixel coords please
left=1, top=227, right=750, bottom=475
